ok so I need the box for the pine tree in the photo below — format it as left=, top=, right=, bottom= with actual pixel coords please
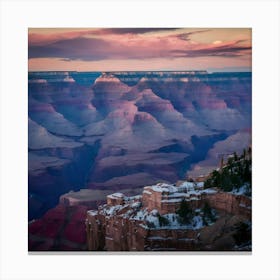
left=176, top=199, right=193, bottom=224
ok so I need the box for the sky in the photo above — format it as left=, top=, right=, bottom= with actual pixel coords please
left=28, top=28, right=251, bottom=72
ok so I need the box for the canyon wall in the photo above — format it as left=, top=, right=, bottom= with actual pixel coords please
left=86, top=183, right=251, bottom=251
left=204, top=192, right=251, bottom=219
left=29, top=71, right=252, bottom=220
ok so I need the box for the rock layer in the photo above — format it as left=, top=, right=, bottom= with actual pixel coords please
left=86, top=181, right=251, bottom=251
left=28, top=71, right=251, bottom=220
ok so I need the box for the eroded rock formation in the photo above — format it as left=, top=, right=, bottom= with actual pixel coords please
left=29, top=71, right=252, bottom=220
left=86, top=181, right=251, bottom=251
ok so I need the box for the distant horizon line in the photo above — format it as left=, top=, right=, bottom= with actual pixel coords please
left=28, top=70, right=252, bottom=73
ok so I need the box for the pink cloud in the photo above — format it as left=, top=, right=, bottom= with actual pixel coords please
left=28, top=28, right=251, bottom=71
left=28, top=28, right=180, bottom=46
left=28, top=30, right=99, bottom=46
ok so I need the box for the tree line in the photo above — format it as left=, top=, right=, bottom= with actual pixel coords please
left=204, top=147, right=251, bottom=195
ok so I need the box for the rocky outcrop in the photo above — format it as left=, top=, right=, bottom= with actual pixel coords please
left=59, top=189, right=106, bottom=208
left=29, top=189, right=104, bottom=251
left=29, top=204, right=89, bottom=251
left=86, top=181, right=251, bottom=251
left=204, top=192, right=251, bottom=219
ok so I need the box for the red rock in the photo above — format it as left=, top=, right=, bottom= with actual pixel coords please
left=28, top=204, right=90, bottom=251
left=63, top=221, right=87, bottom=244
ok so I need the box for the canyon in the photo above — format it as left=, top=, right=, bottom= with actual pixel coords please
left=28, top=178, right=251, bottom=251
left=28, top=71, right=251, bottom=222
left=29, top=149, right=252, bottom=251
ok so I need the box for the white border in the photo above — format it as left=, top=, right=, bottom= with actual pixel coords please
left=1, top=0, right=279, bottom=279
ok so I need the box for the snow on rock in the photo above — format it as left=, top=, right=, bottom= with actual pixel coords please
left=148, top=183, right=178, bottom=193
left=151, top=209, right=159, bottom=216
left=143, top=190, right=152, bottom=195
left=161, top=198, right=183, bottom=203
left=231, top=184, right=250, bottom=196
left=145, top=212, right=160, bottom=227
left=192, top=215, right=204, bottom=229
left=201, top=189, right=217, bottom=194
left=94, top=73, right=124, bottom=84
left=102, top=204, right=125, bottom=216
left=178, top=181, right=195, bottom=190
left=133, top=209, right=147, bottom=221
left=168, top=192, right=189, bottom=198
left=87, top=210, right=98, bottom=217
left=196, top=182, right=204, bottom=188
left=90, top=179, right=247, bottom=233
left=131, top=201, right=141, bottom=209
left=146, top=181, right=211, bottom=197
left=107, top=192, right=125, bottom=199
left=63, top=75, right=75, bottom=83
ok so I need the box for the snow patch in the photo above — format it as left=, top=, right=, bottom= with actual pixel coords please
left=87, top=210, right=98, bottom=217
left=231, top=184, right=250, bottom=196
left=201, top=189, right=217, bottom=194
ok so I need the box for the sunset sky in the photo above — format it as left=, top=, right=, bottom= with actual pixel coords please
left=28, top=28, right=251, bottom=72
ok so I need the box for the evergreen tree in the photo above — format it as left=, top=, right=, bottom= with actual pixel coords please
left=158, top=214, right=169, bottom=227
left=202, top=148, right=251, bottom=195
left=176, top=199, right=193, bottom=224
left=202, top=202, right=216, bottom=223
